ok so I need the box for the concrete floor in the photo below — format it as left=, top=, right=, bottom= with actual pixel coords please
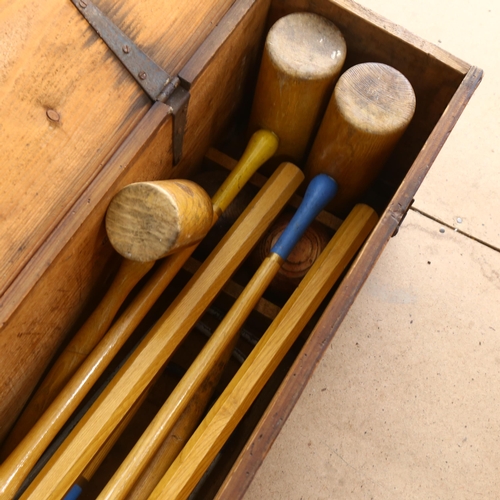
left=243, top=0, right=500, bottom=498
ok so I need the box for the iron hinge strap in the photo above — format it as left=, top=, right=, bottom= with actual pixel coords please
left=72, top=0, right=189, bottom=164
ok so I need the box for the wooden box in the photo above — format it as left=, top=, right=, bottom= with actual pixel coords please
left=0, top=0, right=481, bottom=497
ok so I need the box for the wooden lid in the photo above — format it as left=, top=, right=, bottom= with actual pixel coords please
left=0, top=0, right=235, bottom=311
left=266, top=12, right=346, bottom=80
left=335, top=62, right=416, bottom=134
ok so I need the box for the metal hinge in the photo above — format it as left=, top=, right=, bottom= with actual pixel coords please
left=391, top=198, right=414, bottom=237
left=72, top=0, right=190, bottom=165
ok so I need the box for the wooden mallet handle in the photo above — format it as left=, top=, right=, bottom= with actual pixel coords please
left=105, top=179, right=213, bottom=262
left=17, top=162, right=304, bottom=500
left=0, top=130, right=279, bottom=499
left=1, top=181, right=211, bottom=457
left=124, top=358, right=230, bottom=500
left=0, top=258, right=155, bottom=460
left=2, top=180, right=211, bottom=456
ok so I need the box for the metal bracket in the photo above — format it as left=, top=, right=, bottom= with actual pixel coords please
left=391, top=198, right=414, bottom=237
left=165, top=86, right=190, bottom=166
left=72, top=0, right=189, bottom=164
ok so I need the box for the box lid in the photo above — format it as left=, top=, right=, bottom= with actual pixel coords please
left=0, top=0, right=235, bottom=323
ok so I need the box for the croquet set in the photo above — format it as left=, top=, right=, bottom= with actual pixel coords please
left=0, top=0, right=481, bottom=498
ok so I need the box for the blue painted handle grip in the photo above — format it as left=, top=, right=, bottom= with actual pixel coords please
left=271, top=174, right=338, bottom=260
left=63, top=484, right=83, bottom=500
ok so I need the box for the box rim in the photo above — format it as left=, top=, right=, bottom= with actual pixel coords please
left=275, top=0, right=472, bottom=76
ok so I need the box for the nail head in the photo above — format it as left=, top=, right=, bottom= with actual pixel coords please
left=46, top=109, right=60, bottom=122
left=138, top=71, right=147, bottom=80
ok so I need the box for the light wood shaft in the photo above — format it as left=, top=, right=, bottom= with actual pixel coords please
left=0, top=244, right=204, bottom=499
left=0, top=131, right=281, bottom=498
left=82, top=385, right=151, bottom=483
left=149, top=204, right=378, bottom=500
left=126, top=355, right=232, bottom=500
left=97, top=254, right=283, bottom=500
left=99, top=172, right=336, bottom=498
left=63, top=374, right=160, bottom=500
left=19, top=163, right=304, bottom=500
left=0, top=259, right=154, bottom=460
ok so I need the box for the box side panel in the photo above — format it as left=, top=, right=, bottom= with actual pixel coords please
left=0, top=104, right=172, bottom=443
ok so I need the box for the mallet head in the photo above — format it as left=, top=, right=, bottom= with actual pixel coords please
left=106, top=179, right=213, bottom=262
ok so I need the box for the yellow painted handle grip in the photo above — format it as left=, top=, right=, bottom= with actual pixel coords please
left=212, top=129, right=279, bottom=214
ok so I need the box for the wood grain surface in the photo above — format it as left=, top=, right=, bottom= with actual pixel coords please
left=0, top=0, right=270, bottom=445
left=305, top=62, right=416, bottom=214
left=125, top=363, right=230, bottom=500
left=0, top=0, right=234, bottom=298
left=101, top=173, right=337, bottom=498
left=0, top=128, right=280, bottom=497
left=98, top=254, right=284, bottom=500
left=0, top=103, right=172, bottom=445
left=105, top=180, right=213, bottom=262
left=0, top=258, right=155, bottom=460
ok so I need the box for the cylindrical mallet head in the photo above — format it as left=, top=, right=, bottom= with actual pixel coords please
left=248, top=12, right=347, bottom=166
left=304, top=62, right=416, bottom=215
left=106, top=179, right=213, bottom=262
